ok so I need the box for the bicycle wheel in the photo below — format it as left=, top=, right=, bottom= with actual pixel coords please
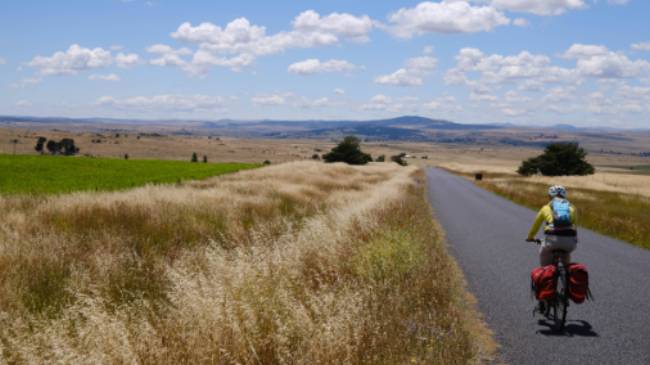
left=556, top=269, right=568, bottom=330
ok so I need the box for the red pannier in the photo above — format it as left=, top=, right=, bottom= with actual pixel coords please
left=568, top=263, right=591, bottom=304
left=531, top=265, right=557, bottom=301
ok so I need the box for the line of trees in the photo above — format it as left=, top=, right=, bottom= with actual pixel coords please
left=35, top=137, right=80, bottom=156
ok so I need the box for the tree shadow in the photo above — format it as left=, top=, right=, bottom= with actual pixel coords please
left=536, top=319, right=599, bottom=337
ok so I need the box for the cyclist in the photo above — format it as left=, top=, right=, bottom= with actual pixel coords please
left=526, top=185, right=578, bottom=266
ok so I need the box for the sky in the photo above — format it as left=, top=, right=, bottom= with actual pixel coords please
left=1, top=0, right=650, bottom=128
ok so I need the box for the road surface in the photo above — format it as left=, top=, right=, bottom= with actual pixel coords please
left=425, top=168, right=650, bottom=365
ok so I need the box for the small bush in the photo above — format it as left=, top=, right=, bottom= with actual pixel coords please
left=191, top=152, right=198, bottom=163
left=391, top=153, right=408, bottom=166
left=311, top=153, right=320, bottom=160
left=323, top=136, right=372, bottom=165
left=376, top=155, right=386, bottom=162
left=263, top=160, right=271, bottom=165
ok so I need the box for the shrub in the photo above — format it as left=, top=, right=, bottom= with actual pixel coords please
left=203, top=155, right=208, bottom=163
left=376, top=155, right=385, bottom=162
left=35, top=137, right=47, bottom=154
left=311, top=153, right=320, bottom=160
left=518, top=142, right=595, bottom=176
left=263, top=160, right=271, bottom=165
left=124, top=154, right=129, bottom=160
left=323, top=136, right=372, bottom=165
left=191, top=152, right=198, bottom=163
left=391, top=153, right=408, bottom=166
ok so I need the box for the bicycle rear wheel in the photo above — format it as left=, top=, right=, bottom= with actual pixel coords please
left=556, top=268, right=569, bottom=330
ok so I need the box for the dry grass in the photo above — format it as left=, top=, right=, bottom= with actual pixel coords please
left=440, top=169, right=650, bottom=249
left=0, top=161, right=493, bottom=364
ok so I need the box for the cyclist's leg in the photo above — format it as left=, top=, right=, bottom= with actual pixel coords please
left=539, top=239, right=554, bottom=266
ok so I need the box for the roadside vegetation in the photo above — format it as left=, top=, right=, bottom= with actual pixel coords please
left=448, top=169, right=650, bottom=250
left=0, top=161, right=493, bottom=364
left=0, top=154, right=256, bottom=195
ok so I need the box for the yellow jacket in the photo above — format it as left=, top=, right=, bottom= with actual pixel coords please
left=527, top=201, right=577, bottom=240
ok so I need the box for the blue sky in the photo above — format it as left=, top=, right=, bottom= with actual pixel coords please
left=1, top=0, right=649, bottom=127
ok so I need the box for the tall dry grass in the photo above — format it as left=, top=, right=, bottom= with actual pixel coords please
left=0, top=161, right=492, bottom=363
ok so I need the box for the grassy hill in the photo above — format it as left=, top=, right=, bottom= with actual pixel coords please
left=0, top=154, right=257, bottom=195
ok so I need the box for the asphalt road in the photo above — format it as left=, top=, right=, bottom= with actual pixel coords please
left=425, top=168, right=650, bottom=365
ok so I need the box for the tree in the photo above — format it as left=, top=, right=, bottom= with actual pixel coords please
left=35, top=137, right=47, bottom=154
left=124, top=153, right=129, bottom=160
left=323, top=136, right=372, bottom=165
left=203, top=155, right=208, bottom=163
left=390, top=153, right=408, bottom=166
left=191, top=152, right=198, bottom=162
left=518, top=142, right=595, bottom=176
left=59, top=138, right=79, bottom=155
left=376, top=155, right=385, bottom=162
left=46, top=140, right=61, bottom=155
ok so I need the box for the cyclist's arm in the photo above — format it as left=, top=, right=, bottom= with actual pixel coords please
left=527, top=207, right=546, bottom=240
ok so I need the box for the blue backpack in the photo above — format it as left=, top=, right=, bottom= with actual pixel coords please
left=551, top=198, right=572, bottom=228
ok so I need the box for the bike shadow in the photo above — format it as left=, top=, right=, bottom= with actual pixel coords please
left=536, top=319, right=599, bottom=337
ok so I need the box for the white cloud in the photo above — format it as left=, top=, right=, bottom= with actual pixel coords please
left=387, top=1, right=510, bottom=38
left=16, top=100, right=32, bottom=107
left=489, top=0, right=586, bottom=16
left=288, top=58, right=359, bottom=75
left=334, top=88, right=345, bottom=95
left=115, top=52, right=140, bottom=68
left=513, top=18, right=529, bottom=27
left=0, top=57, right=6, bottom=65
left=445, top=48, right=575, bottom=88
left=564, top=43, right=650, bottom=78
left=167, top=10, right=373, bottom=75
left=361, top=94, right=393, bottom=111
left=89, top=73, right=120, bottom=81
left=631, top=42, right=650, bottom=52
left=375, top=55, right=437, bottom=86
left=147, top=44, right=193, bottom=67
left=423, top=95, right=460, bottom=111
left=27, top=45, right=141, bottom=76
left=97, top=94, right=226, bottom=111
left=292, top=10, right=373, bottom=42
left=28, top=44, right=113, bottom=75
left=299, top=96, right=333, bottom=109
left=251, top=94, right=287, bottom=106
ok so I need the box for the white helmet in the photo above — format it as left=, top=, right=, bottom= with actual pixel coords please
left=548, top=185, right=567, bottom=198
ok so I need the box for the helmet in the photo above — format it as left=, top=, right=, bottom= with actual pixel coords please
left=548, top=185, right=567, bottom=198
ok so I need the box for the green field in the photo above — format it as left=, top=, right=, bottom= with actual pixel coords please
left=0, top=154, right=257, bottom=195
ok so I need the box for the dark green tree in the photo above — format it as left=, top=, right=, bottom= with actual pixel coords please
left=203, top=155, right=208, bottom=163
left=390, top=153, right=408, bottom=166
left=59, top=138, right=79, bottom=155
left=46, top=140, right=61, bottom=155
left=191, top=152, right=198, bottom=162
left=518, top=142, right=595, bottom=176
left=34, top=137, right=47, bottom=154
left=323, top=136, right=372, bottom=165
